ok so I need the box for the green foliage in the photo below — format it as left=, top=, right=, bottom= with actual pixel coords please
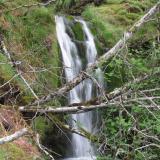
left=0, top=0, right=5, bottom=5
left=82, top=0, right=158, bottom=48
left=100, top=104, right=160, bottom=159
left=103, top=41, right=160, bottom=93
left=82, top=5, right=124, bottom=47
left=1, top=1, right=61, bottom=102
left=17, top=7, right=53, bottom=54
left=98, top=39, right=160, bottom=159
left=0, top=53, right=15, bottom=80
left=33, top=116, right=48, bottom=138
left=0, top=53, right=25, bottom=90
left=0, top=149, right=6, bottom=160
left=97, top=156, right=112, bottom=160
left=104, top=58, right=126, bottom=92
left=0, top=143, right=34, bottom=160
left=106, top=0, right=125, bottom=4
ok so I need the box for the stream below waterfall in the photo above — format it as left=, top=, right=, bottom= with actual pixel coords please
left=55, top=15, right=104, bottom=160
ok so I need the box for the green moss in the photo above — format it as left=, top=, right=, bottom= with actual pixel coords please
left=106, top=0, right=125, bottom=4
left=82, top=1, right=158, bottom=48
left=82, top=5, right=124, bottom=47
left=24, top=8, right=60, bottom=91
left=31, top=7, right=53, bottom=23
left=71, top=22, right=84, bottom=41
left=55, top=0, right=81, bottom=10
left=132, top=21, right=158, bottom=44
left=0, top=143, right=33, bottom=160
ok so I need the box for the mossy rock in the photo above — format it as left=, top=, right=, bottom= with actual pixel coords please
left=71, top=21, right=85, bottom=41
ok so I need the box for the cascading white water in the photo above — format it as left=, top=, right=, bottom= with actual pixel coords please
left=55, top=16, right=82, bottom=105
left=55, top=16, right=104, bottom=160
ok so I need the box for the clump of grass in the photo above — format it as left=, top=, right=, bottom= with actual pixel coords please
left=82, top=0, right=158, bottom=48
left=0, top=143, right=37, bottom=160
left=0, top=2, right=61, bottom=103
left=0, top=53, right=15, bottom=80
left=82, top=5, right=124, bottom=47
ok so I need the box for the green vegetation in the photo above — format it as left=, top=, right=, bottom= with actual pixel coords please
left=0, top=0, right=159, bottom=159
left=81, top=1, right=160, bottom=159
left=0, top=143, right=32, bottom=160
left=82, top=0, right=158, bottom=47
left=0, top=1, right=60, bottom=104
left=0, top=1, right=61, bottom=158
left=98, top=42, right=160, bottom=159
left=0, top=142, right=40, bottom=160
left=71, top=21, right=85, bottom=41
left=0, top=53, right=16, bottom=81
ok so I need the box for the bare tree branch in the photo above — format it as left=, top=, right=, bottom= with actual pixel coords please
left=19, top=70, right=160, bottom=114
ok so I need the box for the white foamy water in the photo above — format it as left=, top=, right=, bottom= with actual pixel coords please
left=63, top=156, right=96, bottom=160
left=55, top=16, right=104, bottom=160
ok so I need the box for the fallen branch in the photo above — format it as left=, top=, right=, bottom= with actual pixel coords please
left=20, top=70, right=160, bottom=114
left=19, top=102, right=159, bottom=114
left=0, top=128, right=28, bottom=145
left=31, top=1, right=160, bottom=106
left=107, top=71, right=160, bottom=101
left=19, top=102, right=114, bottom=114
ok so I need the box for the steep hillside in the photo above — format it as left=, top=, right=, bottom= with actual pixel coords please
left=83, top=0, right=158, bottom=47
left=0, top=0, right=60, bottom=105
left=0, top=0, right=159, bottom=159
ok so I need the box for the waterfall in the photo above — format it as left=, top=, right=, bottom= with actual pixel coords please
left=55, top=16, right=104, bottom=160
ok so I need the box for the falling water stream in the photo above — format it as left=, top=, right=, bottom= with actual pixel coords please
left=55, top=16, right=104, bottom=160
